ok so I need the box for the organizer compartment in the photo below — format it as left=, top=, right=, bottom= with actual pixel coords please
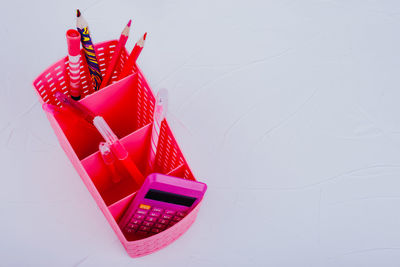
left=50, top=74, right=140, bottom=160
left=164, top=164, right=186, bottom=178
left=153, top=121, right=196, bottom=180
left=108, top=163, right=191, bottom=221
left=33, top=40, right=128, bottom=105
left=81, top=124, right=151, bottom=206
left=50, top=107, right=104, bottom=160
left=33, top=40, right=203, bottom=258
left=108, top=192, right=137, bottom=222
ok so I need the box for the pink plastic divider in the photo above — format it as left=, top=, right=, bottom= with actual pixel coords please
left=81, top=124, right=151, bottom=205
left=108, top=192, right=137, bottom=222
left=165, top=164, right=185, bottom=178
left=107, top=163, right=187, bottom=221
left=51, top=74, right=143, bottom=160
left=33, top=40, right=204, bottom=258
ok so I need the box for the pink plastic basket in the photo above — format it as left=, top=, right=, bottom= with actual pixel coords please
left=32, top=40, right=202, bottom=257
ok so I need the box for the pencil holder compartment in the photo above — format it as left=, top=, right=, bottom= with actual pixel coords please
left=33, top=40, right=202, bottom=258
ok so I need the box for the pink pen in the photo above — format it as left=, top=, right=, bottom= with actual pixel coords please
left=99, top=142, right=121, bottom=183
left=93, top=117, right=144, bottom=186
left=145, top=88, right=168, bottom=175
left=54, top=92, right=95, bottom=123
left=66, top=29, right=82, bottom=100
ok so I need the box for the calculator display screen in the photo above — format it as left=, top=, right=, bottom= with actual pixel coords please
left=145, top=189, right=196, bottom=207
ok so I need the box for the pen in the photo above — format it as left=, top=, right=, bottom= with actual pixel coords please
left=99, top=142, right=122, bottom=183
left=145, top=88, right=168, bottom=175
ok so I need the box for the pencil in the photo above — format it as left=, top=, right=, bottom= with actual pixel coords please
left=100, top=20, right=132, bottom=88
left=118, top=32, right=147, bottom=79
left=76, top=9, right=102, bottom=91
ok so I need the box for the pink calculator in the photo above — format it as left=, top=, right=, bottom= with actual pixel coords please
left=119, top=173, right=207, bottom=240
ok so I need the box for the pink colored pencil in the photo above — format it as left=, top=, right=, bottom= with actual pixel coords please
left=100, top=20, right=132, bottom=88
left=118, top=32, right=147, bottom=79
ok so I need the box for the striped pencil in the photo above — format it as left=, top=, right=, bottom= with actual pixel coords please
left=76, top=9, right=102, bottom=91
left=100, top=20, right=132, bottom=88
left=118, top=32, right=147, bottom=79
left=145, top=88, right=168, bottom=175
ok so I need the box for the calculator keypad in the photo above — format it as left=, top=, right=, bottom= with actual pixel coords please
left=124, top=204, right=186, bottom=237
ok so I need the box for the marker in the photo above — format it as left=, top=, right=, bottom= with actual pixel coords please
left=66, top=29, right=82, bottom=100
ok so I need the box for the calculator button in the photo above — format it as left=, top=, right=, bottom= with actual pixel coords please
left=172, top=216, right=182, bottom=222
left=131, top=219, right=142, bottom=225
left=145, top=216, right=157, bottom=222
left=127, top=223, right=139, bottom=229
left=151, top=207, right=164, bottom=213
left=139, top=204, right=151, bottom=210
left=164, top=210, right=176, bottom=215
left=149, top=212, right=161, bottom=217
left=136, top=209, right=148, bottom=215
left=176, top=211, right=186, bottom=217
left=133, top=214, right=144, bottom=220
left=158, top=219, right=168, bottom=225
left=161, top=214, right=172, bottom=220
left=126, top=227, right=137, bottom=233
left=139, top=226, right=150, bottom=232
left=142, top=221, right=154, bottom=227
left=151, top=228, right=161, bottom=234
left=154, top=223, right=165, bottom=229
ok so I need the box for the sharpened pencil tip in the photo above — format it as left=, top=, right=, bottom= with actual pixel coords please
left=127, top=19, right=132, bottom=27
left=77, top=9, right=81, bottom=17
left=143, top=32, right=147, bottom=40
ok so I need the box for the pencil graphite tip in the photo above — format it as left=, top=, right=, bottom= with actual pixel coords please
left=143, top=32, right=147, bottom=40
left=127, top=19, right=132, bottom=27
left=77, top=9, right=81, bottom=17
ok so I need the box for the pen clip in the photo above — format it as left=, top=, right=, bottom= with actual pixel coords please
left=42, top=103, right=60, bottom=116
left=99, top=142, right=115, bottom=165
left=154, top=88, right=168, bottom=122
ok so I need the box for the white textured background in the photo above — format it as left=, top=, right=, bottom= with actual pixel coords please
left=1, top=0, right=400, bottom=266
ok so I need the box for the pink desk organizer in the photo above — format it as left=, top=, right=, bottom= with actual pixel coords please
left=33, top=40, right=203, bottom=257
